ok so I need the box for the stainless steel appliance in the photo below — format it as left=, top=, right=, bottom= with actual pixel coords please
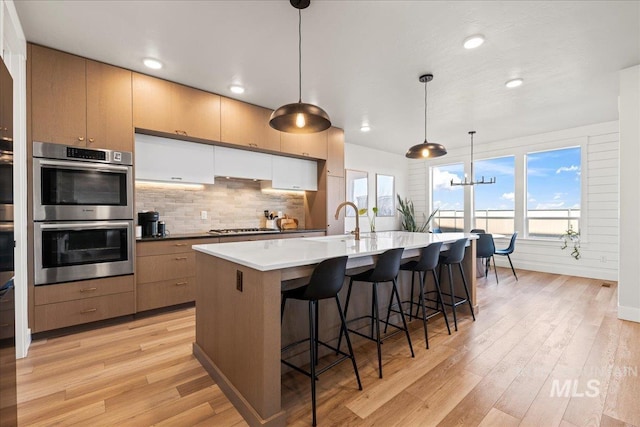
left=0, top=140, right=13, bottom=222
left=34, top=221, right=134, bottom=286
left=0, top=56, right=16, bottom=426
left=33, top=141, right=133, bottom=221
left=33, top=142, right=135, bottom=285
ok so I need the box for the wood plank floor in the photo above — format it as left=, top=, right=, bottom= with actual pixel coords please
left=17, top=268, right=640, bottom=426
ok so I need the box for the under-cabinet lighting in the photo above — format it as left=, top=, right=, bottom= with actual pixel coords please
left=135, top=180, right=205, bottom=190
left=260, top=187, right=305, bottom=195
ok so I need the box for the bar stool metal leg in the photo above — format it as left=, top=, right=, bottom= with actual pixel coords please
left=308, top=300, right=317, bottom=426
left=373, top=282, right=383, bottom=378
left=432, top=269, right=451, bottom=335
left=458, top=264, right=476, bottom=321
left=448, top=264, right=459, bottom=331
left=391, top=278, right=414, bottom=357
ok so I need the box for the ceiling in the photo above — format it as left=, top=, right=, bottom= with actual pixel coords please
left=14, top=1, right=640, bottom=155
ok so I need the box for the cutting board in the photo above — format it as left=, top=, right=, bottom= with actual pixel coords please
left=277, top=218, right=298, bottom=230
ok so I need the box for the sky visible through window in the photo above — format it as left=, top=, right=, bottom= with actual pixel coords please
left=432, top=147, right=581, bottom=213
left=527, top=147, right=581, bottom=211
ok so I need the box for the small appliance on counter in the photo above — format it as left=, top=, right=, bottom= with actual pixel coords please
left=138, top=211, right=160, bottom=237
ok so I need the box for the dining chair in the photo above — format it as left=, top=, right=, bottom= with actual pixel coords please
left=495, top=231, right=518, bottom=280
left=476, top=233, right=498, bottom=283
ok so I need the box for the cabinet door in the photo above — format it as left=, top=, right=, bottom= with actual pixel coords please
left=220, top=97, right=280, bottom=151
left=214, top=146, right=272, bottom=180
left=135, top=133, right=215, bottom=184
left=327, top=127, right=345, bottom=177
left=86, top=60, right=133, bottom=152
left=132, top=73, right=173, bottom=134
left=272, top=156, right=317, bottom=191
left=326, top=176, right=345, bottom=235
left=0, top=60, right=13, bottom=141
left=171, top=84, right=220, bottom=141
left=280, top=130, right=328, bottom=159
left=31, top=45, right=87, bottom=145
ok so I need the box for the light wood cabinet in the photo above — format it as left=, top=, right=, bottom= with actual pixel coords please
left=32, top=275, right=135, bottom=332
left=132, top=73, right=221, bottom=141
left=0, top=59, right=13, bottom=141
left=280, top=130, right=328, bottom=159
left=326, top=176, right=345, bottom=235
left=136, top=238, right=219, bottom=312
left=327, top=127, right=345, bottom=177
left=30, top=44, right=133, bottom=151
left=220, top=97, right=280, bottom=151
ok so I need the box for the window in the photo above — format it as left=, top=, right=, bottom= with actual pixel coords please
left=474, top=156, right=515, bottom=234
left=526, top=147, right=581, bottom=237
left=431, top=163, right=464, bottom=231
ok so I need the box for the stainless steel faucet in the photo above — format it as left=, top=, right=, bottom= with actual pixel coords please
left=334, top=201, right=360, bottom=240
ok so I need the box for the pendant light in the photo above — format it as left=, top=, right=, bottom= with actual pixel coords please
left=406, top=74, right=447, bottom=159
left=269, top=0, right=331, bottom=134
left=450, top=131, right=496, bottom=186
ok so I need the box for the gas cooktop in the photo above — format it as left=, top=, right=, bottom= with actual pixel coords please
left=208, top=228, right=280, bottom=235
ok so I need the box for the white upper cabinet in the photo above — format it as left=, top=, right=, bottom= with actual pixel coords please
left=271, top=156, right=317, bottom=191
left=214, top=146, right=272, bottom=180
left=135, top=133, right=215, bottom=184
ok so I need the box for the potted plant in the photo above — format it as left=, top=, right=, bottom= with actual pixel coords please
left=560, top=225, right=581, bottom=260
left=358, top=207, right=378, bottom=232
left=396, top=195, right=439, bottom=232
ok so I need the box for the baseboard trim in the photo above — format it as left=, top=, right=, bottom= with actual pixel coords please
left=617, top=304, right=640, bottom=323
left=192, top=343, right=287, bottom=427
left=494, top=258, right=618, bottom=281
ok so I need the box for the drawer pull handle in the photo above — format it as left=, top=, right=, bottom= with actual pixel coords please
left=175, top=256, right=188, bottom=260
left=80, top=287, right=97, bottom=293
left=175, top=281, right=188, bottom=286
left=0, top=323, right=9, bottom=327
left=174, top=243, right=187, bottom=247
left=80, top=308, right=97, bottom=314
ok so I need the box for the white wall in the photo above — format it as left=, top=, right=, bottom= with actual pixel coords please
left=409, top=121, right=619, bottom=282
left=618, top=65, right=640, bottom=323
left=344, top=143, right=408, bottom=233
left=1, top=0, right=28, bottom=357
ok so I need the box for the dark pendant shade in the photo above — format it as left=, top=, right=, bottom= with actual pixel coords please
left=269, top=102, right=331, bottom=134
left=406, top=140, right=448, bottom=159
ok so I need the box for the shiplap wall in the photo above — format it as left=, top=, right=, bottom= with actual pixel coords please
left=409, top=121, right=619, bottom=281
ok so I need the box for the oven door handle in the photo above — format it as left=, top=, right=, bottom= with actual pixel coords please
left=39, top=221, right=131, bottom=230
left=38, top=158, right=130, bottom=172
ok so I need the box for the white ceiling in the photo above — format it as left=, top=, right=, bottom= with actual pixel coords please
left=14, top=1, right=640, bottom=155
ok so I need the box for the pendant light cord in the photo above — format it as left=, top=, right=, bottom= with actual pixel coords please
left=298, top=8, right=302, bottom=103
left=424, top=80, right=428, bottom=142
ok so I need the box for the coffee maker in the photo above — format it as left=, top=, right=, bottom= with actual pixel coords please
left=138, top=211, right=159, bottom=237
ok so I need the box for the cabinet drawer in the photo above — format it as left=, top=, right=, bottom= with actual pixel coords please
left=137, top=252, right=196, bottom=283
left=137, top=277, right=195, bottom=312
left=34, top=275, right=135, bottom=305
left=34, top=292, right=135, bottom=332
left=136, top=238, right=219, bottom=257
left=0, top=309, right=14, bottom=339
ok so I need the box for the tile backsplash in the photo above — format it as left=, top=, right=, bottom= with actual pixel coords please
left=135, top=180, right=305, bottom=234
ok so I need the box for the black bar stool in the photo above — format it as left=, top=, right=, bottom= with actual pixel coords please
left=384, top=242, right=451, bottom=349
left=280, top=256, right=362, bottom=426
left=337, top=247, right=414, bottom=378
left=434, top=238, right=476, bottom=331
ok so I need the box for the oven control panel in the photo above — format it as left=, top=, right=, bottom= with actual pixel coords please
left=66, top=147, right=107, bottom=161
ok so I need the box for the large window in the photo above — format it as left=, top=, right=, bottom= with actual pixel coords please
left=526, top=147, right=581, bottom=237
left=474, top=156, right=515, bottom=234
left=432, top=163, right=464, bottom=231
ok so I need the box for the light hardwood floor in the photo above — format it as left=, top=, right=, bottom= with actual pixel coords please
left=17, top=268, right=640, bottom=426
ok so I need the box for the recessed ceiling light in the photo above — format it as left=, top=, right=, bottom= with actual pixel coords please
left=360, top=124, right=371, bottom=132
left=505, top=78, right=524, bottom=88
left=229, top=85, right=245, bottom=94
left=143, top=58, right=163, bottom=70
left=463, top=35, right=485, bottom=49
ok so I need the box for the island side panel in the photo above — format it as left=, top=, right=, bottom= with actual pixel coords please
left=195, top=252, right=285, bottom=425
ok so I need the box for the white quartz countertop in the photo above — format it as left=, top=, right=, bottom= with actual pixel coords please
left=193, top=231, right=478, bottom=272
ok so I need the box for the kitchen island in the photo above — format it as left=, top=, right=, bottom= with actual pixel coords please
left=192, top=231, right=478, bottom=427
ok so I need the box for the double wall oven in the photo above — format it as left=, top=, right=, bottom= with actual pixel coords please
left=32, top=142, right=134, bottom=285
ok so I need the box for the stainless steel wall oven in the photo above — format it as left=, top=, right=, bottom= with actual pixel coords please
left=33, top=142, right=134, bottom=285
